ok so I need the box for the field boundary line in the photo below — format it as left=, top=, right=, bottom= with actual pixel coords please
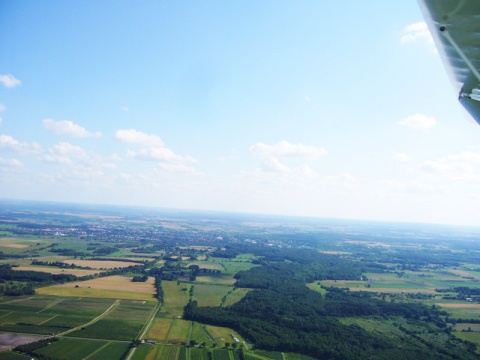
left=125, top=346, right=136, bottom=360
left=0, top=311, right=12, bottom=319
left=246, top=353, right=272, bottom=360
left=137, top=301, right=162, bottom=340
left=165, top=319, right=176, bottom=343
left=186, top=321, right=193, bottom=346
left=2, top=297, right=34, bottom=304
left=202, top=325, right=215, bottom=346
left=57, top=299, right=120, bottom=336
left=83, top=340, right=111, bottom=360
left=38, top=298, right=63, bottom=313
left=38, top=314, right=58, bottom=325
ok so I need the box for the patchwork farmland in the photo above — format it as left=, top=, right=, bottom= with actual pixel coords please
left=2, top=202, right=480, bottom=359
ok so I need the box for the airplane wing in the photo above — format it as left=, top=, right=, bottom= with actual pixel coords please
left=418, top=0, right=480, bottom=125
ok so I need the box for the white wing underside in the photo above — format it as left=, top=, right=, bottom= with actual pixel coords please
left=418, top=0, right=480, bottom=125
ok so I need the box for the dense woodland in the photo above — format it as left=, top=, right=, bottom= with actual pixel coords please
left=184, top=247, right=477, bottom=359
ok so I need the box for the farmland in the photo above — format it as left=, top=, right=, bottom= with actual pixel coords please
left=1, top=201, right=480, bottom=359
left=37, top=275, right=156, bottom=301
left=61, top=259, right=143, bottom=269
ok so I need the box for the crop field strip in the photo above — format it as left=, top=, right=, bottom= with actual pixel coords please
left=37, top=297, right=63, bottom=312
left=0, top=295, right=158, bottom=343
left=14, top=266, right=100, bottom=276
left=34, top=338, right=130, bottom=360
left=137, top=301, right=163, bottom=340
left=61, top=259, right=143, bottom=269
left=37, top=275, right=156, bottom=301
left=68, top=300, right=155, bottom=341
left=147, top=318, right=174, bottom=342
left=166, top=319, right=191, bottom=344
left=58, top=299, right=120, bottom=336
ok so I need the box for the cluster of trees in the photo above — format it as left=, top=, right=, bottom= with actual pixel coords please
left=132, top=275, right=148, bottom=282
left=155, top=276, right=164, bottom=302
left=1, top=282, right=34, bottom=296
left=184, top=247, right=477, bottom=359
left=0, top=265, right=77, bottom=284
left=31, top=260, right=76, bottom=268
left=14, top=337, right=59, bottom=358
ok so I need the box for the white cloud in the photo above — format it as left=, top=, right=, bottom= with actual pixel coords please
left=0, top=104, right=6, bottom=112
left=401, top=22, right=434, bottom=46
left=0, top=118, right=2, bottom=125
left=116, top=128, right=198, bottom=174
left=42, top=142, right=88, bottom=164
left=420, top=151, right=480, bottom=181
left=304, top=96, right=311, bottom=102
left=0, top=134, right=42, bottom=154
left=398, top=114, right=436, bottom=130
left=393, top=152, right=411, bottom=162
left=259, top=156, right=291, bottom=173
left=0, top=74, right=21, bottom=88
left=120, top=106, right=129, bottom=112
left=250, top=140, right=327, bottom=159
left=115, top=129, right=164, bottom=147
left=40, top=142, right=117, bottom=184
left=126, top=147, right=196, bottom=163
left=43, top=119, right=101, bottom=138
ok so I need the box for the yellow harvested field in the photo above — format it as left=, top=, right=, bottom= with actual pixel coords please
left=450, top=269, right=480, bottom=280
left=62, top=259, right=142, bottom=269
left=169, top=256, right=190, bottom=261
left=36, top=275, right=156, bottom=300
left=61, top=275, right=154, bottom=292
left=14, top=266, right=99, bottom=276
left=0, top=238, right=38, bottom=248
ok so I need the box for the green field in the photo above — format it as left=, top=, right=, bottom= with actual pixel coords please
left=190, top=321, right=214, bottom=347
left=452, top=332, right=480, bottom=354
left=0, top=352, right=31, bottom=360
left=0, top=296, right=114, bottom=335
left=206, top=325, right=246, bottom=348
left=161, top=281, right=190, bottom=318
left=305, top=282, right=327, bottom=296
left=193, top=284, right=232, bottom=307
left=166, top=319, right=190, bottom=344
left=34, top=338, right=127, bottom=360
left=223, top=288, right=252, bottom=307
left=68, top=300, right=155, bottom=341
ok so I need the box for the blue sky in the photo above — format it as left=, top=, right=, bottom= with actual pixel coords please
left=2, top=1, right=480, bottom=226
